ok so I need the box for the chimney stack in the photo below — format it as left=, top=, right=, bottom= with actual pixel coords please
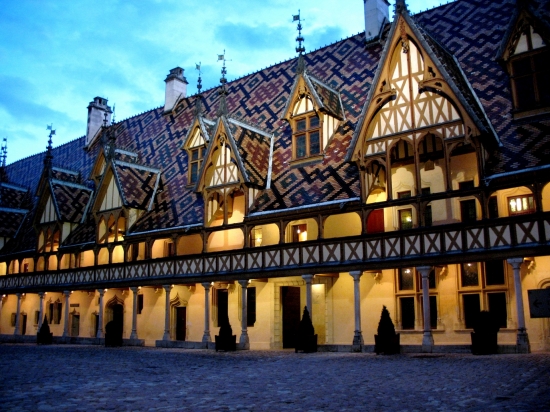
left=164, top=67, right=188, bottom=113
left=364, top=0, right=390, bottom=41
left=86, top=97, right=112, bottom=146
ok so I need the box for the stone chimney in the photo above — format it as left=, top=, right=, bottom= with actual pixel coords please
left=364, top=0, right=390, bottom=41
left=164, top=67, right=188, bottom=113
left=86, top=97, right=112, bottom=146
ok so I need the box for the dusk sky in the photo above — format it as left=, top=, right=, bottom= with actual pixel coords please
left=1, top=0, right=445, bottom=164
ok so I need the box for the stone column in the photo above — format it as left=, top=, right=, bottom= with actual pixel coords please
left=38, top=292, right=45, bottom=329
left=62, top=291, right=70, bottom=337
left=162, top=285, right=172, bottom=341
left=238, top=280, right=250, bottom=349
left=417, top=266, right=434, bottom=352
left=96, top=289, right=105, bottom=338
left=302, top=274, right=313, bottom=315
left=202, top=282, right=212, bottom=343
left=130, top=287, right=139, bottom=340
left=14, top=293, right=22, bottom=335
left=350, top=271, right=363, bottom=348
left=508, top=258, right=530, bottom=352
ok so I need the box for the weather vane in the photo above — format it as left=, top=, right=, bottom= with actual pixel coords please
left=293, top=10, right=305, bottom=55
left=0, top=137, right=7, bottom=168
left=195, top=62, right=202, bottom=94
left=218, top=50, right=229, bottom=86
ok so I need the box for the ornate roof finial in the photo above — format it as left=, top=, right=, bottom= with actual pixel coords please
left=293, top=11, right=306, bottom=74
left=0, top=137, right=7, bottom=168
left=195, top=62, right=204, bottom=115
left=395, top=0, right=409, bottom=16
left=217, top=51, right=229, bottom=116
left=112, top=103, right=116, bottom=123
left=44, top=124, right=55, bottom=171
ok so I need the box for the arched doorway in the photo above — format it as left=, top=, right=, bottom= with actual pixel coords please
left=105, top=295, right=124, bottom=346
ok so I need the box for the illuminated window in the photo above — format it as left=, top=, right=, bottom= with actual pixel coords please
left=251, top=227, right=263, bottom=247
left=293, top=114, right=321, bottom=159
left=291, top=224, right=307, bottom=242
left=508, top=194, right=535, bottom=216
left=459, top=261, right=508, bottom=329
left=399, top=209, right=413, bottom=230
left=396, top=267, right=438, bottom=330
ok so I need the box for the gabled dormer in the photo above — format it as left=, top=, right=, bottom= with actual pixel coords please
left=92, top=146, right=162, bottom=242
left=195, top=115, right=272, bottom=227
left=182, top=115, right=213, bottom=187
left=496, top=1, right=550, bottom=118
left=282, top=64, right=345, bottom=164
left=0, top=182, right=30, bottom=251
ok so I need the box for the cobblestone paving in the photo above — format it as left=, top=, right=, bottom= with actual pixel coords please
left=0, top=345, right=549, bottom=411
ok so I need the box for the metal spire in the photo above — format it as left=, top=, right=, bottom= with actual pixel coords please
left=44, top=124, right=55, bottom=172
left=195, top=62, right=204, bottom=115
left=293, top=11, right=306, bottom=74
left=0, top=137, right=7, bottom=168
left=217, top=51, right=229, bottom=116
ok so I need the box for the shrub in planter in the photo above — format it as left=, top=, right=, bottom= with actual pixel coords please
left=295, top=306, right=317, bottom=353
left=374, top=306, right=400, bottom=355
left=471, top=311, right=500, bottom=355
left=37, top=316, right=53, bottom=345
left=215, top=320, right=236, bottom=351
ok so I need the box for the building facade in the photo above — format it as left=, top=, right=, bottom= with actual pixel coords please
left=1, top=0, right=549, bottom=352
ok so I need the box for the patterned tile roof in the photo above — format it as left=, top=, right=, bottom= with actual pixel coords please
left=0, top=0, right=548, bottom=251
left=112, top=161, right=161, bottom=210
left=308, top=75, right=346, bottom=120
left=0, top=182, right=29, bottom=210
left=50, top=180, right=92, bottom=223
left=0, top=210, right=27, bottom=238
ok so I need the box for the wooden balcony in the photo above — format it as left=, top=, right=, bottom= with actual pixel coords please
left=1, top=212, right=549, bottom=293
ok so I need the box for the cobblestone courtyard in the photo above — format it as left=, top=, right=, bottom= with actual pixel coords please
left=0, top=345, right=549, bottom=411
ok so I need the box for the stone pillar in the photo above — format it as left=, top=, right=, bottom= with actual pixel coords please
left=508, top=258, right=530, bottom=352
left=14, top=293, right=22, bottom=335
left=417, top=266, right=434, bottom=352
left=350, top=271, right=363, bottom=348
left=302, top=274, right=313, bottom=315
left=202, top=282, right=212, bottom=343
left=238, top=280, right=250, bottom=349
left=162, top=285, right=172, bottom=341
left=62, top=291, right=70, bottom=337
left=130, top=287, right=139, bottom=340
left=96, top=289, right=105, bottom=338
left=38, top=292, right=45, bottom=329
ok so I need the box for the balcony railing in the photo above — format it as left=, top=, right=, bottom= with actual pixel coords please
left=1, top=212, right=549, bottom=293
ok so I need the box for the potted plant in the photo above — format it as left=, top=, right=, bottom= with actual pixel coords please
left=471, top=311, right=500, bottom=355
left=215, top=320, right=236, bottom=351
left=37, top=316, right=53, bottom=345
left=295, top=306, right=317, bottom=353
left=374, top=306, right=400, bottom=355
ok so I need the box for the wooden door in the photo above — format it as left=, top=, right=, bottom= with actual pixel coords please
left=71, top=314, right=80, bottom=337
left=367, top=209, right=384, bottom=233
left=282, top=286, right=301, bottom=348
left=176, top=307, right=186, bottom=341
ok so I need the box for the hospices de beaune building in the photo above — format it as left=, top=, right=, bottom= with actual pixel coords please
left=0, top=0, right=549, bottom=353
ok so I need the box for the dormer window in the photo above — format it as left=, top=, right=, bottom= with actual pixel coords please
left=185, top=127, right=206, bottom=186
left=189, top=145, right=205, bottom=185
left=506, top=25, right=549, bottom=114
left=510, top=48, right=550, bottom=111
left=294, top=113, right=321, bottom=159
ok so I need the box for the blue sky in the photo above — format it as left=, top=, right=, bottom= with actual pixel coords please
left=0, top=0, right=445, bottom=164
